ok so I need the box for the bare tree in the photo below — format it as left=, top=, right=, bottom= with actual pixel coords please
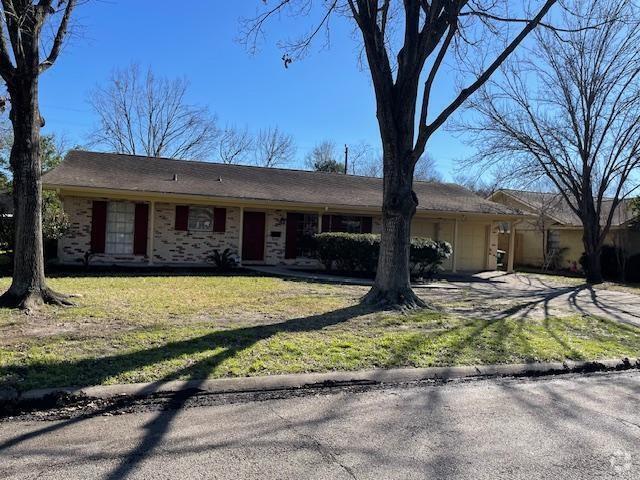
left=254, top=126, right=296, bottom=167
left=89, top=64, right=219, bottom=160
left=454, top=173, right=502, bottom=198
left=244, top=0, right=559, bottom=307
left=348, top=142, right=383, bottom=177
left=463, top=0, right=640, bottom=284
left=217, top=125, right=254, bottom=164
left=414, top=154, right=442, bottom=182
left=305, top=140, right=344, bottom=172
left=0, top=0, right=77, bottom=309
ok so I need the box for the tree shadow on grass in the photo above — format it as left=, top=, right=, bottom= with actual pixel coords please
left=0, top=303, right=375, bottom=479
left=2, top=285, right=639, bottom=479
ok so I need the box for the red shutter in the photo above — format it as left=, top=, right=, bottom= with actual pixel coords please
left=90, top=201, right=107, bottom=254
left=175, top=205, right=189, bottom=231
left=321, top=214, right=330, bottom=232
left=213, top=207, right=226, bottom=232
left=133, top=203, right=149, bottom=255
left=285, top=212, right=301, bottom=259
left=362, top=216, right=373, bottom=233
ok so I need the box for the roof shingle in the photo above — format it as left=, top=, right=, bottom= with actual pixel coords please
left=43, top=150, right=520, bottom=216
left=496, top=189, right=636, bottom=227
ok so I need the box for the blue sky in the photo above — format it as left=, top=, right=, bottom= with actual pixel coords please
left=39, top=1, right=474, bottom=180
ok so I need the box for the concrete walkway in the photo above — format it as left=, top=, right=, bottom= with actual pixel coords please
left=1, top=371, right=638, bottom=479
left=246, top=265, right=459, bottom=289
left=246, top=265, right=375, bottom=286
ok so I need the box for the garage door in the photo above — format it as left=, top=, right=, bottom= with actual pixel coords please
left=458, top=224, right=487, bottom=271
left=411, top=220, right=436, bottom=238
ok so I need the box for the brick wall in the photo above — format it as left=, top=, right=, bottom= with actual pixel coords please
left=59, top=197, right=240, bottom=265
left=152, top=202, right=240, bottom=264
left=59, top=196, right=93, bottom=264
left=62, top=197, right=482, bottom=270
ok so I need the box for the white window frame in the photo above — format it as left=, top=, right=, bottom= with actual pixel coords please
left=105, top=201, right=135, bottom=255
left=188, top=206, right=214, bottom=232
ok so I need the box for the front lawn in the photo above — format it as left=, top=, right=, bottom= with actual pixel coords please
left=1, top=275, right=639, bottom=392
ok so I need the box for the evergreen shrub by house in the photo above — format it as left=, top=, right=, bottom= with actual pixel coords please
left=625, top=253, right=640, bottom=283
left=313, top=232, right=452, bottom=278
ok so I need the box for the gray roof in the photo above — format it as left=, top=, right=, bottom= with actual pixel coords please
left=43, top=150, right=520, bottom=216
left=496, top=189, right=636, bottom=227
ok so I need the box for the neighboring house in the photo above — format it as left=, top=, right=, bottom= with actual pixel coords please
left=489, top=189, right=640, bottom=271
left=42, top=150, right=524, bottom=272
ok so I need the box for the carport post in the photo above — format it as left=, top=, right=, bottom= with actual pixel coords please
left=507, top=220, right=516, bottom=273
left=452, top=219, right=459, bottom=273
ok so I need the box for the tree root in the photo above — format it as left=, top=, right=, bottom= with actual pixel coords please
left=0, top=287, right=75, bottom=312
left=361, top=285, right=432, bottom=311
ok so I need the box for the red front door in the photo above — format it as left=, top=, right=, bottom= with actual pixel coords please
left=242, top=211, right=266, bottom=261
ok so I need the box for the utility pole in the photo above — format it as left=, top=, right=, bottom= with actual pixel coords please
left=344, top=144, right=349, bottom=175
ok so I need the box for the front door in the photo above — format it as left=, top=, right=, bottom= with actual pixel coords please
left=242, top=211, right=266, bottom=261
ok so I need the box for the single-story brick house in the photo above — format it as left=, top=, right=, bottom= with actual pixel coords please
left=489, top=189, right=640, bottom=270
left=42, top=150, right=524, bottom=272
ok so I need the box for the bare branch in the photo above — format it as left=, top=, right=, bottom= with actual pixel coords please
left=420, top=0, right=556, bottom=146
left=39, top=0, right=76, bottom=73
left=88, top=64, right=220, bottom=160
left=217, top=125, right=254, bottom=164
left=254, top=126, right=296, bottom=167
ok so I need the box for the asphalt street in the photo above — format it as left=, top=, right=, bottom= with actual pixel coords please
left=1, top=371, right=639, bottom=479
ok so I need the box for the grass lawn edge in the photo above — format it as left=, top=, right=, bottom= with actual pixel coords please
left=3, top=357, right=638, bottom=404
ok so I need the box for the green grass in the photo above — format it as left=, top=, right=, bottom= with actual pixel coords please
left=1, top=275, right=639, bottom=392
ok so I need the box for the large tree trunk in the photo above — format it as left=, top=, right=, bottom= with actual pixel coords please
left=581, top=214, right=603, bottom=285
left=363, top=153, right=426, bottom=309
left=0, top=75, right=70, bottom=310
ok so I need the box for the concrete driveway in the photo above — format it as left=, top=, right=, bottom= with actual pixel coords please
left=416, top=272, right=640, bottom=326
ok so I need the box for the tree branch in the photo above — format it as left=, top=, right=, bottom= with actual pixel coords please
left=418, top=0, right=556, bottom=146
left=39, top=0, right=76, bottom=73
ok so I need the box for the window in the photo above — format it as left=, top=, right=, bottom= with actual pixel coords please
left=105, top=202, right=135, bottom=254
left=188, top=207, right=213, bottom=231
left=325, top=215, right=372, bottom=233
left=296, top=214, right=318, bottom=257
left=342, top=216, right=365, bottom=233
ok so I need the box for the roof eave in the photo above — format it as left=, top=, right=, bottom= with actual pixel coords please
left=45, top=184, right=526, bottom=220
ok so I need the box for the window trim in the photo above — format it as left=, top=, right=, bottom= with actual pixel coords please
left=187, top=206, right=214, bottom=232
left=105, top=201, right=135, bottom=255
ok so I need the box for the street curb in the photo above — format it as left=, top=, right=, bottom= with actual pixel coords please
left=2, top=357, right=638, bottom=403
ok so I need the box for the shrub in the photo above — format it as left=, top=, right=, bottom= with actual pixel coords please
left=313, top=232, right=452, bottom=277
left=208, top=248, right=238, bottom=272
left=0, top=214, right=13, bottom=251
left=314, top=233, right=379, bottom=272
left=410, top=237, right=453, bottom=279
left=579, top=245, right=625, bottom=280
left=625, top=254, right=640, bottom=283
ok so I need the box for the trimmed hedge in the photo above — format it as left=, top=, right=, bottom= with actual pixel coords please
left=313, top=232, right=452, bottom=278
left=625, top=254, right=640, bottom=283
